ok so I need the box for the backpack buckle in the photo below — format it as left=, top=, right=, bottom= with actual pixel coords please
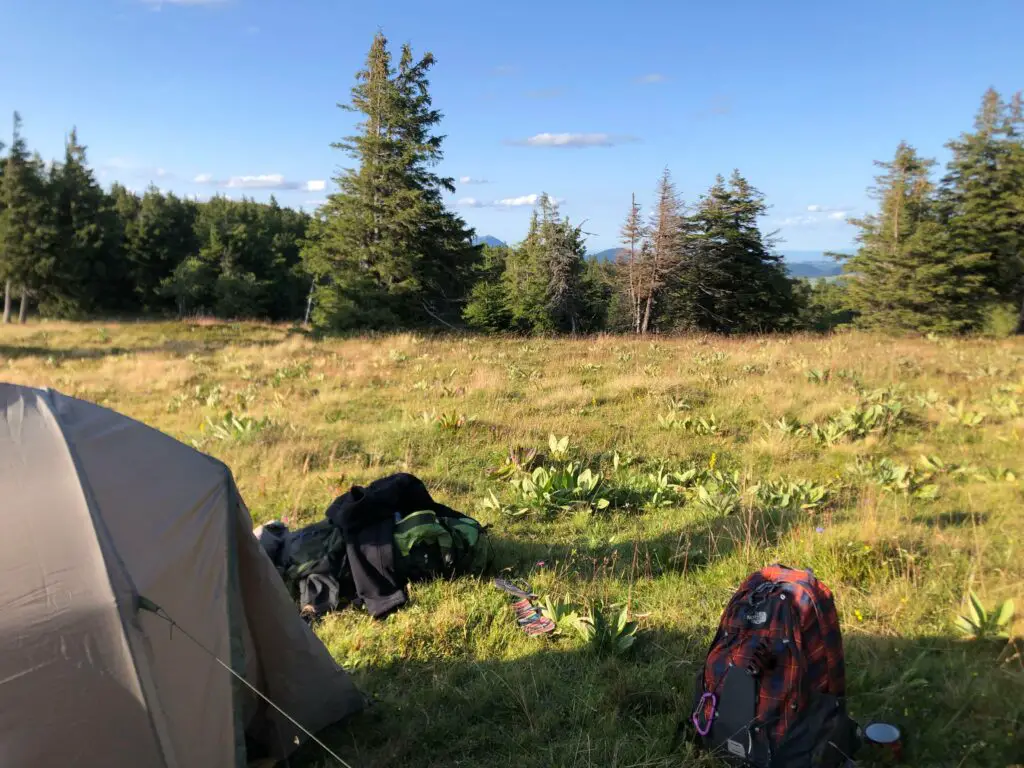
left=692, top=691, right=716, bottom=737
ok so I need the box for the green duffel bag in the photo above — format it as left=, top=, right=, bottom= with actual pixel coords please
left=393, top=510, right=492, bottom=582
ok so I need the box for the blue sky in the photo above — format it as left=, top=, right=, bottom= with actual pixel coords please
left=2, top=0, right=1022, bottom=253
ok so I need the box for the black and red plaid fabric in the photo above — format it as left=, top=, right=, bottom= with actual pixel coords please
left=697, top=565, right=846, bottom=747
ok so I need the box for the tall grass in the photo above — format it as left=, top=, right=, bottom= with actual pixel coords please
left=2, top=321, right=1021, bottom=767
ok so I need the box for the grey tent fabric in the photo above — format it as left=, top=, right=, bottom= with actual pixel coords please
left=0, top=383, right=363, bottom=767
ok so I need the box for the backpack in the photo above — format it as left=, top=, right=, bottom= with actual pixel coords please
left=691, top=565, right=861, bottom=768
left=393, top=509, right=492, bottom=582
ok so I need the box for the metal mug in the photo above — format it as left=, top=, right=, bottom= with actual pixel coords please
left=863, top=721, right=904, bottom=762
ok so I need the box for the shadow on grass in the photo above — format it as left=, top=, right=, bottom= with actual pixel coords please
left=489, top=505, right=809, bottom=580
left=291, top=630, right=1023, bottom=768
left=0, top=339, right=289, bottom=363
left=914, top=510, right=990, bottom=529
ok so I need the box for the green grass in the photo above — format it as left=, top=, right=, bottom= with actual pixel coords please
left=3, top=321, right=1022, bottom=767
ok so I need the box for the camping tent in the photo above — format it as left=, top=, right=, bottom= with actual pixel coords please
left=0, top=383, right=364, bottom=767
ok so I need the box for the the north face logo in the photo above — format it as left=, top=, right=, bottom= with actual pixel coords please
left=726, top=738, right=746, bottom=757
left=750, top=610, right=768, bottom=625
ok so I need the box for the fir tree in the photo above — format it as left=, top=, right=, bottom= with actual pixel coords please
left=463, top=243, right=513, bottom=332
left=616, top=194, right=647, bottom=333
left=939, top=88, right=1024, bottom=332
left=47, top=128, right=127, bottom=316
left=846, top=142, right=990, bottom=332
left=641, top=169, right=684, bottom=334
left=303, top=32, right=476, bottom=330
left=0, top=113, right=54, bottom=323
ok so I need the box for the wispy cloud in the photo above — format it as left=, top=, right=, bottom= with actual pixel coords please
left=807, top=204, right=846, bottom=213
left=491, top=64, right=518, bottom=76
left=507, top=132, right=640, bottom=148
left=458, top=193, right=553, bottom=209
left=635, top=73, right=667, bottom=84
left=100, top=158, right=174, bottom=181
left=458, top=176, right=489, bottom=185
left=193, top=173, right=325, bottom=192
left=244, top=24, right=260, bottom=35
left=692, top=95, right=732, bottom=119
left=525, top=87, right=566, bottom=100
left=778, top=209, right=853, bottom=227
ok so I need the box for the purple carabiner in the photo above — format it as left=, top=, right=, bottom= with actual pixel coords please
left=692, top=692, right=716, bottom=737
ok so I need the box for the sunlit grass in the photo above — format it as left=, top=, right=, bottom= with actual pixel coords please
left=2, top=321, right=1022, bottom=767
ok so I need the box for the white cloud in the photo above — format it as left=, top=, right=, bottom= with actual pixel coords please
left=635, top=73, right=667, bottom=84
left=495, top=194, right=539, bottom=207
left=458, top=176, right=488, bottom=185
left=155, top=167, right=168, bottom=177
left=509, top=132, right=639, bottom=148
left=780, top=215, right=817, bottom=227
left=225, top=173, right=287, bottom=189
left=458, top=193, right=553, bottom=209
left=193, top=173, right=325, bottom=192
left=778, top=209, right=853, bottom=228
left=807, top=204, right=847, bottom=213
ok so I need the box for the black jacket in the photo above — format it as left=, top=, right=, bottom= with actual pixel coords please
left=325, top=473, right=464, bottom=619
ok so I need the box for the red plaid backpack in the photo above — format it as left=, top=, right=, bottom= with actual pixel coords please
left=691, top=565, right=861, bottom=767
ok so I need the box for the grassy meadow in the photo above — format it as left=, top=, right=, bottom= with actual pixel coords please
left=2, top=321, right=1022, bottom=767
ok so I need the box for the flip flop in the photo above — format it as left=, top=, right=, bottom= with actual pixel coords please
left=497, top=580, right=555, bottom=636
left=522, top=615, right=556, bottom=636
left=493, top=577, right=535, bottom=599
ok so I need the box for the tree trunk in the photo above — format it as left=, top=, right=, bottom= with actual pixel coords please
left=18, top=287, right=28, bottom=324
left=304, top=280, right=316, bottom=325
left=1016, top=294, right=1024, bottom=335
left=2, top=281, right=11, bottom=324
left=641, top=295, right=653, bottom=335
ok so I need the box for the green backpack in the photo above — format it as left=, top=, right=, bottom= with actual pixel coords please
left=393, top=510, right=492, bottom=582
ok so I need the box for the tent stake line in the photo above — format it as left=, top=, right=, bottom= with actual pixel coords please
left=138, top=596, right=355, bottom=768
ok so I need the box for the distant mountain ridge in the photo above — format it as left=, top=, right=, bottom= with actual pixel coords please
left=473, top=237, right=846, bottom=279
left=587, top=247, right=845, bottom=278
left=472, top=235, right=506, bottom=247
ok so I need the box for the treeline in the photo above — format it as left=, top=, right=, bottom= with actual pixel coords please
left=2, top=29, right=1021, bottom=336
left=299, top=32, right=806, bottom=335
left=842, top=89, right=1024, bottom=334
left=0, top=115, right=312, bottom=322
left=463, top=170, right=799, bottom=334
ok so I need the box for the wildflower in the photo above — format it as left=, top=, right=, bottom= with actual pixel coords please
left=709, top=452, right=718, bottom=470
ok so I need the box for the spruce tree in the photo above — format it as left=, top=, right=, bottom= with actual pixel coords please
left=939, top=88, right=1024, bottom=332
left=0, top=113, right=53, bottom=323
left=616, top=194, right=647, bottom=333
left=131, top=187, right=199, bottom=312
left=668, top=172, right=795, bottom=332
left=846, top=142, right=990, bottom=332
left=641, top=169, right=684, bottom=334
left=303, top=32, right=476, bottom=329
left=463, top=243, right=513, bottom=332
left=47, top=128, right=125, bottom=316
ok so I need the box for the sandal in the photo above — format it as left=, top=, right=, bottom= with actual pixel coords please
left=496, top=579, right=555, bottom=636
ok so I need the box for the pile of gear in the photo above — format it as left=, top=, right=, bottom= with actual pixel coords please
left=254, top=473, right=491, bottom=620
